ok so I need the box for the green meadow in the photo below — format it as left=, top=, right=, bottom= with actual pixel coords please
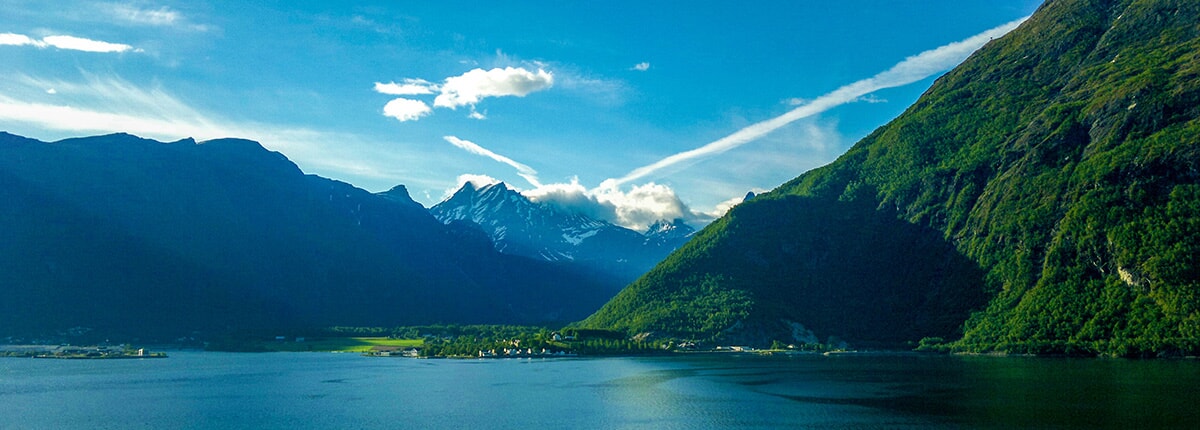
left=253, top=337, right=423, bottom=353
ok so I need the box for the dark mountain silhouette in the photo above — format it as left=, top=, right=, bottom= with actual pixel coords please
left=0, top=132, right=615, bottom=338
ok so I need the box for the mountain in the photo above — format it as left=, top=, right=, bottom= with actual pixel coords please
left=580, top=0, right=1200, bottom=356
left=430, top=182, right=694, bottom=283
left=0, top=132, right=616, bottom=339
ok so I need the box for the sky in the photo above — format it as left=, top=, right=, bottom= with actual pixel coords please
left=0, top=0, right=1041, bottom=230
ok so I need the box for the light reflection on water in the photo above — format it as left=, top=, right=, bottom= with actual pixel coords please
left=1, top=351, right=1198, bottom=429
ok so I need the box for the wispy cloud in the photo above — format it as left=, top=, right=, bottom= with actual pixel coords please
left=632, top=62, right=650, bottom=72
left=0, top=32, right=137, bottom=53
left=100, top=2, right=209, bottom=31
left=107, top=3, right=179, bottom=26
left=443, top=136, right=542, bottom=188
left=612, top=16, right=1029, bottom=185
left=375, top=67, right=553, bottom=122
left=374, top=79, right=436, bottom=96
left=0, top=73, right=436, bottom=192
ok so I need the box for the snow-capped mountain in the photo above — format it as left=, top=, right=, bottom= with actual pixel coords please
left=428, top=182, right=695, bottom=281
left=642, top=218, right=697, bottom=248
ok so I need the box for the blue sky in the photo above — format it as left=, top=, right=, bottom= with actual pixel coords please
left=0, top=1, right=1040, bottom=230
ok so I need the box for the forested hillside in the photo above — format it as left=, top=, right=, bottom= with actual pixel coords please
left=581, top=0, right=1199, bottom=356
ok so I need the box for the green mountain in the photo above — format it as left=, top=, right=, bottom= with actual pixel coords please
left=580, top=0, right=1200, bottom=356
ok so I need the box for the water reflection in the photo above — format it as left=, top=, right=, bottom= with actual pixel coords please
left=1, top=352, right=1197, bottom=429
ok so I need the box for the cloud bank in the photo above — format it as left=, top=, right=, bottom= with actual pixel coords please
left=375, top=67, right=553, bottom=122
left=612, top=16, right=1029, bottom=185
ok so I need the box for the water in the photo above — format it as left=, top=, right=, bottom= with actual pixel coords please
left=1, top=351, right=1198, bottom=429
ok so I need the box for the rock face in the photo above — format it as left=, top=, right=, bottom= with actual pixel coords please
left=0, top=132, right=616, bottom=338
left=430, top=182, right=694, bottom=284
left=580, top=0, right=1200, bottom=356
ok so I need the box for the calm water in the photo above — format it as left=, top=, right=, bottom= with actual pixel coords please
left=1, top=351, right=1198, bottom=429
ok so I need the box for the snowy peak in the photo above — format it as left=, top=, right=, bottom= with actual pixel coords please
left=645, top=218, right=695, bottom=238
left=643, top=218, right=696, bottom=247
left=429, top=182, right=695, bottom=281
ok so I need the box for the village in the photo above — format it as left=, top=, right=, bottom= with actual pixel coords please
left=0, top=343, right=167, bottom=359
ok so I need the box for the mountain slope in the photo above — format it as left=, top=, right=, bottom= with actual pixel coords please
left=581, top=0, right=1200, bottom=355
left=0, top=133, right=614, bottom=338
left=430, top=182, right=694, bottom=283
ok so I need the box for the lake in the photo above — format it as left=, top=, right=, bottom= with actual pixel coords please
left=1, top=351, right=1197, bottom=429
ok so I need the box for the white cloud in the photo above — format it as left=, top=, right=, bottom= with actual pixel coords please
left=374, top=67, right=553, bottom=122
left=443, top=136, right=541, bottom=188
left=433, top=67, right=554, bottom=109
left=374, top=79, right=436, bottom=95
left=612, top=16, right=1029, bottom=186
left=595, top=181, right=705, bottom=229
left=0, top=32, right=44, bottom=47
left=632, top=62, right=650, bottom=71
left=522, top=178, right=617, bottom=222
left=2, top=33, right=138, bottom=53
left=382, top=98, right=431, bottom=122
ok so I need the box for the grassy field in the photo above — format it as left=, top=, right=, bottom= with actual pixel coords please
left=258, top=337, right=423, bottom=352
